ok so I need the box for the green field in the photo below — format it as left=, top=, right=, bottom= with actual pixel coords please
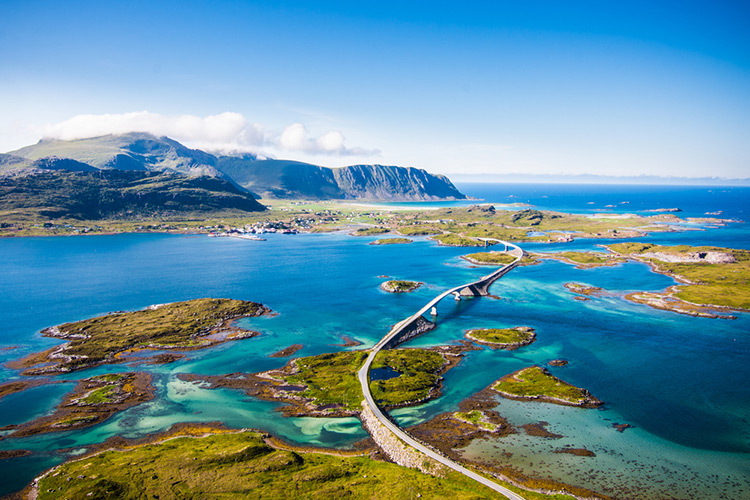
left=33, top=430, right=570, bottom=500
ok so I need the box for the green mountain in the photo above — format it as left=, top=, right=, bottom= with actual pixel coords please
left=0, top=170, right=265, bottom=220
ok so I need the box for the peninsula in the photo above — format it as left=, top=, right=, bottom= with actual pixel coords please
left=606, top=243, right=750, bottom=314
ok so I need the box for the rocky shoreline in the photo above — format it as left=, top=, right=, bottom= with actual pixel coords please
left=0, top=372, right=153, bottom=441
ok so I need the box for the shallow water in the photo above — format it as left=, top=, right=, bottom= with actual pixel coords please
left=0, top=185, right=748, bottom=498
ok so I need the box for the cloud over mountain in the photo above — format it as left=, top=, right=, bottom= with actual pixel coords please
left=38, top=111, right=378, bottom=158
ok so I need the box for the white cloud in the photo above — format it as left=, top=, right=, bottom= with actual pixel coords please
left=36, top=111, right=378, bottom=158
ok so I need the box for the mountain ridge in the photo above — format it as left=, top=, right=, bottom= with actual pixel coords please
left=6, top=133, right=466, bottom=201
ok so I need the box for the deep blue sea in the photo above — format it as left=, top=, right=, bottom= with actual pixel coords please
left=0, top=184, right=748, bottom=499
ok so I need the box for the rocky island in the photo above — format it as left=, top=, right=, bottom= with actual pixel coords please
left=564, top=282, right=608, bottom=298
left=0, top=372, right=153, bottom=440
left=10, top=298, right=269, bottom=375
left=380, top=280, right=422, bottom=293
left=492, top=366, right=603, bottom=408
left=465, top=327, right=537, bottom=349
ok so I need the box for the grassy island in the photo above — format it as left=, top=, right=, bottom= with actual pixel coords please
left=380, top=279, right=422, bottom=293
left=13, top=298, right=268, bottom=375
left=465, top=327, right=536, bottom=349
left=370, top=237, right=412, bottom=245
left=2, top=372, right=153, bottom=440
left=179, top=346, right=466, bottom=417
left=493, top=366, right=603, bottom=408
left=607, top=243, right=750, bottom=311
left=28, top=427, right=537, bottom=500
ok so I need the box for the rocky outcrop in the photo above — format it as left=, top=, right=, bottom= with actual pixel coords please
left=641, top=251, right=736, bottom=264
left=382, top=316, right=436, bottom=349
left=332, top=164, right=465, bottom=201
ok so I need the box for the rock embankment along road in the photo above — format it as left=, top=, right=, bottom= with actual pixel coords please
left=358, top=239, right=526, bottom=500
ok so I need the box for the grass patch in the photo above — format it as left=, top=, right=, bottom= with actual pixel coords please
left=453, top=410, right=499, bottom=431
left=79, top=385, right=118, bottom=405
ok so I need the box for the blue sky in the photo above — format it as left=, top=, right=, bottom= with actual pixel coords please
left=1, top=0, right=748, bottom=178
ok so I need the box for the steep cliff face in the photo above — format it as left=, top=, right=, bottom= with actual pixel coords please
left=215, top=157, right=465, bottom=201
left=333, top=164, right=465, bottom=201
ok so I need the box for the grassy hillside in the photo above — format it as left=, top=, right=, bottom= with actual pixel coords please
left=31, top=429, right=550, bottom=500
left=0, top=170, right=265, bottom=220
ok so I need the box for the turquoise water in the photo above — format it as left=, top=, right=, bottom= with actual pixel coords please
left=0, top=185, right=748, bottom=498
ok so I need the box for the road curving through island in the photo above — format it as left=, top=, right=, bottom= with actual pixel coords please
left=358, top=239, right=526, bottom=500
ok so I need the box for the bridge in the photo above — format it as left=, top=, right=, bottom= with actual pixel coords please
left=357, top=239, right=526, bottom=500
